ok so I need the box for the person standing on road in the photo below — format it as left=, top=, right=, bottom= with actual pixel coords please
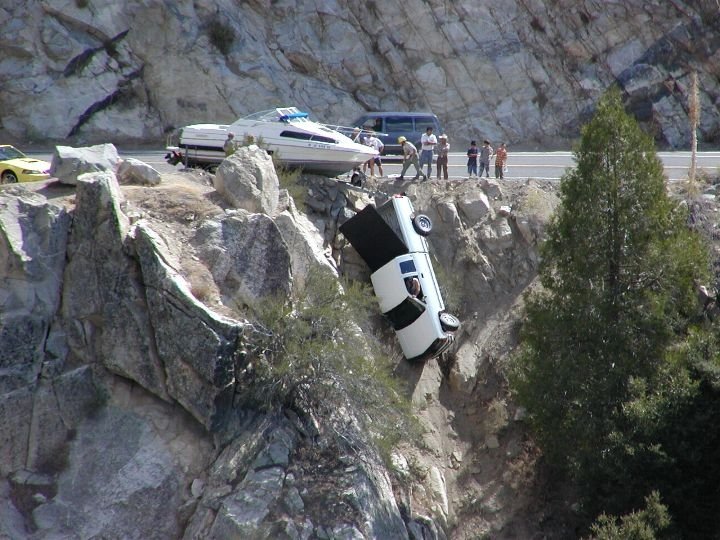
left=397, top=136, right=426, bottom=181
left=223, top=132, right=237, bottom=156
left=479, top=140, right=493, bottom=178
left=466, top=140, right=479, bottom=178
left=494, top=142, right=508, bottom=179
left=419, top=126, right=437, bottom=178
left=436, top=134, right=450, bottom=180
left=364, top=131, right=385, bottom=179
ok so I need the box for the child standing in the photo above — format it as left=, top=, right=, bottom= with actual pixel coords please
left=479, top=140, right=493, bottom=178
left=466, top=140, right=479, bottom=178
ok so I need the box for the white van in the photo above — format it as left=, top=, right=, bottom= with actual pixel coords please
left=340, top=195, right=460, bottom=361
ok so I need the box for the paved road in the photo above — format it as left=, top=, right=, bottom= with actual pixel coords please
left=28, top=149, right=720, bottom=182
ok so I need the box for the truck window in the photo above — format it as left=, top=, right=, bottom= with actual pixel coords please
left=399, top=259, right=417, bottom=274
left=384, top=297, right=426, bottom=330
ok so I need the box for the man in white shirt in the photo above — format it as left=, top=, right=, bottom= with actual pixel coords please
left=364, top=132, right=385, bottom=178
left=419, top=126, right=437, bottom=178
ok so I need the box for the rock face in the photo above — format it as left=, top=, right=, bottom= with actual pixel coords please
left=213, top=146, right=280, bottom=215
left=193, top=210, right=293, bottom=313
left=1, top=148, right=432, bottom=539
left=2, top=1, right=719, bottom=149
left=0, top=188, right=70, bottom=392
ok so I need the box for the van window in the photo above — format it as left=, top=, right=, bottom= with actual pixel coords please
left=415, top=116, right=438, bottom=130
left=385, top=116, right=414, bottom=133
left=356, top=116, right=382, bottom=132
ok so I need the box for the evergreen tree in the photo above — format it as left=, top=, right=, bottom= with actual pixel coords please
left=511, top=88, right=709, bottom=513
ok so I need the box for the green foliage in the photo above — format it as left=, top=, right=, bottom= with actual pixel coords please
left=586, top=491, right=671, bottom=540
left=207, top=18, right=235, bottom=56
left=612, top=327, right=720, bottom=538
left=242, top=268, right=420, bottom=452
left=274, top=159, right=305, bottom=204
left=510, top=88, right=710, bottom=516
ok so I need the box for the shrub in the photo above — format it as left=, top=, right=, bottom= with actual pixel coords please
left=586, top=491, right=670, bottom=540
left=240, top=268, right=420, bottom=452
left=207, top=18, right=235, bottom=56
left=274, top=159, right=305, bottom=204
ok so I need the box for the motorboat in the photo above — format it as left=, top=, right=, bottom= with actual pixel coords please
left=165, top=107, right=377, bottom=176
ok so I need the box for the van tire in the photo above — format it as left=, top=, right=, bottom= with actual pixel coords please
left=439, top=312, right=460, bottom=331
left=412, top=214, right=433, bottom=236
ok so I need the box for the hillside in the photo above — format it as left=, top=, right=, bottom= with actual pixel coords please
left=0, top=143, right=575, bottom=539
left=2, top=137, right=720, bottom=538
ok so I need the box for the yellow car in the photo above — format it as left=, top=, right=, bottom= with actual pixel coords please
left=0, top=145, right=51, bottom=184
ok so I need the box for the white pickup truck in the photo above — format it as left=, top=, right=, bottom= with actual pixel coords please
left=340, top=195, right=460, bottom=361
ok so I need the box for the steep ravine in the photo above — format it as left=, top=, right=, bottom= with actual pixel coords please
left=0, top=142, right=572, bottom=539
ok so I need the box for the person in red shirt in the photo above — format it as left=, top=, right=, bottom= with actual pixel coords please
left=494, top=142, right=508, bottom=179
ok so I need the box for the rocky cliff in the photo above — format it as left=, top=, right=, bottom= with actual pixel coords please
left=2, top=0, right=719, bottom=149
left=0, top=144, right=568, bottom=538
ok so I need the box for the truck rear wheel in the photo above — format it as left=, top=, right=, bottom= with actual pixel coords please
left=412, top=214, right=432, bottom=236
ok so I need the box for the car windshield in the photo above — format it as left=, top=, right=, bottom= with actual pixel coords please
left=0, top=146, right=25, bottom=160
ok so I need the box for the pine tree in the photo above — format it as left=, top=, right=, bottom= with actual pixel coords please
left=511, top=88, right=709, bottom=508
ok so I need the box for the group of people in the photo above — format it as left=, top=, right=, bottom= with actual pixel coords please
left=466, top=139, right=507, bottom=179
left=393, top=126, right=509, bottom=182
left=396, top=126, right=452, bottom=182
left=352, top=125, right=509, bottom=182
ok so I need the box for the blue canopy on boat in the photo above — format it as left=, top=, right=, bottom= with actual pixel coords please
left=280, top=112, right=309, bottom=121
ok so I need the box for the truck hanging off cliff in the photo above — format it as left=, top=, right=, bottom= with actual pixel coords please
left=340, top=195, right=460, bottom=361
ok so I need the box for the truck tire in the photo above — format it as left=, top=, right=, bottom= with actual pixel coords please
left=439, top=312, right=460, bottom=331
left=412, top=214, right=432, bottom=236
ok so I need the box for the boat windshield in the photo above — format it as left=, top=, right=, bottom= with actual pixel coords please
left=243, top=107, right=311, bottom=123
